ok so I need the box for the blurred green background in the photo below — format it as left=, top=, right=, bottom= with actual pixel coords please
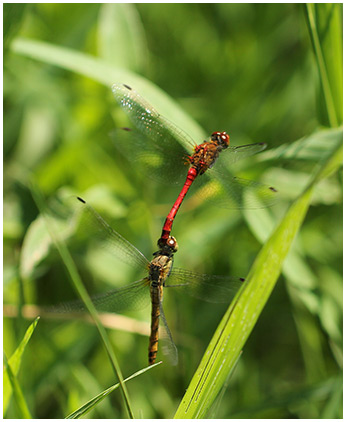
left=4, top=3, right=342, bottom=419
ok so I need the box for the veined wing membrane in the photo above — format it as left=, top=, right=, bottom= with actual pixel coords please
left=112, top=83, right=196, bottom=152
left=165, top=268, right=244, bottom=303
left=221, top=142, right=267, bottom=166
left=54, top=278, right=151, bottom=314
left=159, top=300, right=178, bottom=365
left=111, top=127, right=189, bottom=185
left=72, top=197, right=149, bottom=271
left=191, top=165, right=278, bottom=209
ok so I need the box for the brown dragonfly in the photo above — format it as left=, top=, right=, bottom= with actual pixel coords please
left=59, top=197, right=244, bottom=365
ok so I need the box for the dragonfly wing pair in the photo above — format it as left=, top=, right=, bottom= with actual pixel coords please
left=165, top=268, right=244, bottom=303
left=112, top=83, right=278, bottom=210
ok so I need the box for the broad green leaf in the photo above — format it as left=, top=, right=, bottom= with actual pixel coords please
left=66, top=363, right=161, bottom=419
left=3, top=317, right=40, bottom=414
left=19, top=216, right=58, bottom=280
left=174, top=137, right=342, bottom=418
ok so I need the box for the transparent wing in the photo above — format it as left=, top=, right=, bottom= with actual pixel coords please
left=220, top=142, right=267, bottom=166
left=112, top=83, right=196, bottom=152
left=191, top=141, right=277, bottom=209
left=165, top=268, right=244, bottom=303
left=72, top=197, right=149, bottom=271
left=159, top=299, right=178, bottom=366
left=112, top=84, right=278, bottom=209
left=53, top=278, right=151, bottom=314
left=192, top=170, right=279, bottom=209
left=110, top=127, right=189, bottom=185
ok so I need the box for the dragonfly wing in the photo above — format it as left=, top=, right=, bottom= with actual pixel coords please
left=166, top=268, right=244, bottom=303
left=191, top=167, right=278, bottom=209
left=159, top=299, right=178, bottom=365
left=53, top=278, right=151, bottom=314
left=219, top=142, right=267, bottom=166
left=110, top=127, right=188, bottom=185
left=71, top=197, right=149, bottom=271
left=112, top=83, right=196, bottom=152
left=185, top=141, right=277, bottom=209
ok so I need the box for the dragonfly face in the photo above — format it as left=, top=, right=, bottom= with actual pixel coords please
left=210, top=131, right=230, bottom=149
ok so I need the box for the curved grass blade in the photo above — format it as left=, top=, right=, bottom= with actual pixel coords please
left=66, top=362, right=161, bottom=419
left=3, top=354, right=32, bottom=419
left=3, top=317, right=40, bottom=415
left=174, top=138, right=342, bottom=418
left=11, top=38, right=205, bottom=144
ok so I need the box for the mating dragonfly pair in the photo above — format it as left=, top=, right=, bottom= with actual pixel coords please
left=64, top=84, right=277, bottom=366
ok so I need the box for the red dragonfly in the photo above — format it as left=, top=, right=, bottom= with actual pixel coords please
left=112, top=84, right=277, bottom=246
left=59, top=197, right=244, bottom=366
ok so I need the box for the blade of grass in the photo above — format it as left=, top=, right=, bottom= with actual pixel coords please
left=4, top=353, right=32, bottom=418
left=3, top=317, right=40, bottom=414
left=30, top=183, right=134, bottom=419
left=304, top=4, right=342, bottom=127
left=97, top=3, right=147, bottom=72
left=174, top=138, right=342, bottom=418
left=66, top=362, right=161, bottom=419
left=10, top=37, right=205, bottom=142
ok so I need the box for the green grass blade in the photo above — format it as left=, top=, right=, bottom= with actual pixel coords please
left=66, top=362, right=161, bottom=419
left=10, top=37, right=205, bottom=142
left=174, top=138, right=342, bottom=418
left=4, top=354, right=32, bottom=419
left=97, top=3, right=147, bottom=72
left=305, top=4, right=342, bottom=127
left=3, top=317, right=40, bottom=414
left=30, top=184, right=135, bottom=418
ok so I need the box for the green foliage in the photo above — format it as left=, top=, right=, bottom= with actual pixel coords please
left=4, top=4, right=342, bottom=419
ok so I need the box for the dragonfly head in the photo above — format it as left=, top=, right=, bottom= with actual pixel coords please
left=156, top=236, right=178, bottom=256
left=211, top=131, right=230, bottom=149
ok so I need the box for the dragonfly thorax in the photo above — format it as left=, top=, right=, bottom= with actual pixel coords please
left=148, top=254, right=173, bottom=284
left=190, top=141, right=223, bottom=175
left=189, top=132, right=229, bottom=175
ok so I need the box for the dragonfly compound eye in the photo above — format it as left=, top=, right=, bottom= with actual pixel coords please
left=167, top=236, right=178, bottom=253
left=211, top=131, right=230, bottom=149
